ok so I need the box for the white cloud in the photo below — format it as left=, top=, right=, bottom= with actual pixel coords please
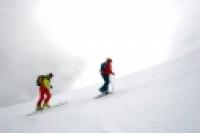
left=34, top=0, right=176, bottom=88
left=0, top=0, right=84, bottom=107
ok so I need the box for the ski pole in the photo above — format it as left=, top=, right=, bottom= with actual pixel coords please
left=111, top=75, right=115, bottom=92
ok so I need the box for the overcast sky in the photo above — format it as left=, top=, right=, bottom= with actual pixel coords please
left=0, top=0, right=84, bottom=107
left=172, top=0, right=200, bottom=56
left=33, top=0, right=177, bottom=88
left=0, top=0, right=200, bottom=107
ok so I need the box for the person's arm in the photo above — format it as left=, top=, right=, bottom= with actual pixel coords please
left=108, top=63, right=115, bottom=75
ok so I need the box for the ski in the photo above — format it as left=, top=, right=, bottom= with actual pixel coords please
left=26, top=101, right=68, bottom=116
left=94, top=92, right=113, bottom=99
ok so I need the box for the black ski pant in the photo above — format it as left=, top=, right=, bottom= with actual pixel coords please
left=100, top=74, right=110, bottom=93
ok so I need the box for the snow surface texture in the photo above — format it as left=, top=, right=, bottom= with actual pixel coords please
left=0, top=48, right=200, bottom=133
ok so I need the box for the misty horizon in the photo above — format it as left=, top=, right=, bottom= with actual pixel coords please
left=0, top=0, right=200, bottom=107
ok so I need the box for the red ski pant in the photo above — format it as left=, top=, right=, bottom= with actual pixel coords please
left=37, top=86, right=51, bottom=107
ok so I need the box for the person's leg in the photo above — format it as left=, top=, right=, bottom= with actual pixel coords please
left=104, top=75, right=110, bottom=93
left=100, top=75, right=109, bottom=93
left=43, top=88, right=51, bottom=107
left=37, top=87, right=44, bottom=110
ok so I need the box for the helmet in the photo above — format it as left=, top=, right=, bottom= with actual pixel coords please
left=48, top=73, right=54, bottom=78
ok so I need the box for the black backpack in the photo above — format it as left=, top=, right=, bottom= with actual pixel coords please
left=36, top=75, right=44, bottom=86
left=100, top=62, right=106, bottom=73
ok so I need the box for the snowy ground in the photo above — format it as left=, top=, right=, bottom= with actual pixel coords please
left=0, top=48, right=200, bottom=133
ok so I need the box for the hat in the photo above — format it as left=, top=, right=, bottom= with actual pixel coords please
left=107, top=58, right=112, bottom=62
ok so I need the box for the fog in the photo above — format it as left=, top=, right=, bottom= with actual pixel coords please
left=172, top=0, right=200, bottom=56
left=0, top=0, right=200, bottom=107
left=0, top=0, right=84, bottom=107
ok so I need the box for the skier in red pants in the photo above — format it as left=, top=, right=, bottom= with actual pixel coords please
left=36, top=73, right=53, bottom=111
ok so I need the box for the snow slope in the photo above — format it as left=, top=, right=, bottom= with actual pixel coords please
left=0, top=48, right=200, bottom=133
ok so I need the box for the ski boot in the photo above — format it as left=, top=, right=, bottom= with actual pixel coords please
left=103, top=91, right=109, bottom=95
left=42, top=103, right=50, bottom=109
left=36, top=105, right=43, bottom=111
